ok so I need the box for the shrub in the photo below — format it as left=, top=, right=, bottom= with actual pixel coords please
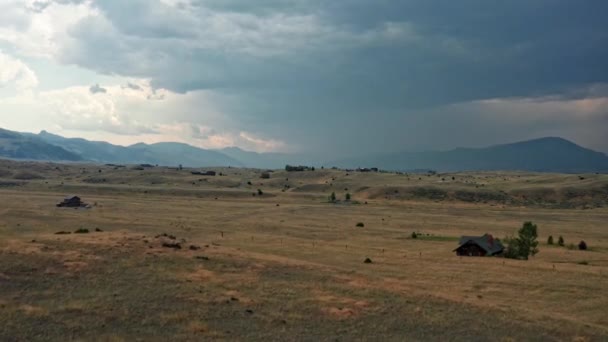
left=345, top=193, right=352, bottom=201
left=356, top=222, right=365, bottom=227
left=558, top=235, right=565, bottom=246
left=578, top=240, right=587, bottom=250
left=411, top=232, right=418, bottom=239
left=74, top=228, right=89, bottom=234
left=257, top=189, right=263, bottom=196
left=547, top=235, right=554, bottom=245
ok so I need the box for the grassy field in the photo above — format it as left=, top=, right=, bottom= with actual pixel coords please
left=1, top=160, right=607, bottom=341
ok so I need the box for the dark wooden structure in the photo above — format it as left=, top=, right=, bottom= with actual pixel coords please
left=57, top=195, right=83, bottom=208
left=454, top=234, right=504, bottom=256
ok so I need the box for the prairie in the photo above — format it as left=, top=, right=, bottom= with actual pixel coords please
left=1, top=159, right=607, bottom=341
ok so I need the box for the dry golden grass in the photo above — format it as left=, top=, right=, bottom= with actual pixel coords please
left=0, top=159, right=607, bottom=340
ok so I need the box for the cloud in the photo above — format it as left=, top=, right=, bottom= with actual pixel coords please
left=0, top=51, right=39, bottom=91
left=125, top=82, right=142, bottom=91
left=1, top=1, right=608, bottom=155
left=89, top=83, right=106, bottom=94
left=153, top=122, right=286, bottom=152
left=0, top=78, right=288, bottom=152
left=0, top=0, right=94, bottom=58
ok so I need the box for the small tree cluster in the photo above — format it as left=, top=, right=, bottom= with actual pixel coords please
left=285, top=165, right=312, bottom=172
left=504, top=221, right=539, bottom=260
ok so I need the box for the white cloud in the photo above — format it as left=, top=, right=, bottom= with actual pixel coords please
left=151, top=122, right=286, bottom=152
left=0, top=77, right=288, bottom=152
left=0, top=51, right=39, bottom=91
left=0, top=0, right=95, bottom=58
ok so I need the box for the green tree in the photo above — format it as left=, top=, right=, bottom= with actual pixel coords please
left=558, top=235, right=565, bottom=246
left=547, top=235, right=554, bottom=245
left=505, top=222, right=539, bottom=260
left=329, top=192, right=336, bottom=202
left=345, top=193, right=351, bottom=201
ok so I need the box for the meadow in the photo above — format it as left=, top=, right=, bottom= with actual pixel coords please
left=1, top=159, right=607, bottom=341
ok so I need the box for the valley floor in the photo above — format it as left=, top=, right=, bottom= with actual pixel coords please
left=0, top=162, right=607, bottom=341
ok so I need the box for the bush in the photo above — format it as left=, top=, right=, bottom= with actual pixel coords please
left=345, top=193, right=351, bottom=201
left=558, top=235, right=565, bottom=246
left=411, top=232, right=418, bottom=239
left=578, top=240, right=587, bottom=250
left=257, top=189, right=263, bottom=196
left=356, top=222, right=365, bottom=227
left=74, top=228, right=89, bottom=234
left=547, top=235, right=554, bottom=245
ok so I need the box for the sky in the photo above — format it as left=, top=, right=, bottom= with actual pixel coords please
left=0, top=0, right=607, bottom=157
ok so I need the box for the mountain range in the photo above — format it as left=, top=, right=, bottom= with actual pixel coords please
left=1, top=127, right=607, bottom=173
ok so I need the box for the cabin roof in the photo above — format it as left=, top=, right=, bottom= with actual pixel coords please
left=454, top=234, right=504, bottom=254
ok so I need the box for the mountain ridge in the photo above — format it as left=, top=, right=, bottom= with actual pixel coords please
left=331, top=136, right=608, bottom=173
left=1, top=127, right=607, bottom=172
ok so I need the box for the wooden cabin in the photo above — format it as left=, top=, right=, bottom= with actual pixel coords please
left=57, top=195, right=83, bottom=208
left=454, top=234, right=504, bottom=256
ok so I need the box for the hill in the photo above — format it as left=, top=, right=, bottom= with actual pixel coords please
left=30, top=130, right=242, bottom=167
left=0, top=128, right=83, bottom=162
left=332, top=137, right=608, bottom=173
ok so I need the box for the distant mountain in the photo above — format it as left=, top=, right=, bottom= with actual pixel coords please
left=218, top=147, right=314, bottom=169
left=5, top=128, right=242, bottom=167
left=0, top=128, right=83, bottom=162
left=127, top=142, right=243, bottom=167
left=332, top=137, right=608, bottom=173
left=3, top=127, right=607, bottom=172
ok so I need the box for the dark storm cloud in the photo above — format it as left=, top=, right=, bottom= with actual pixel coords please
left=55, top=0, right=608, bottom=154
